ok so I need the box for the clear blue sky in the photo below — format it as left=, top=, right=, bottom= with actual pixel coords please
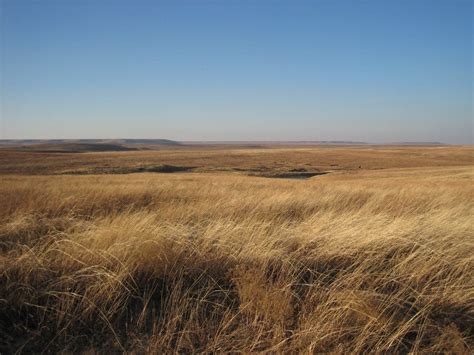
left=1, top=0, right=472, bottom=143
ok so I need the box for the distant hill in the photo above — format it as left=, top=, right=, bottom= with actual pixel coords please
left=0, top=139, right=181, bottom=146
left=182, top=140, right=369, bottom=145
left=7, top=143, right=139, bottom=153
left=113, top=139, right=181, bottom=145
left=386, top=142, right=447, bottom=146
left=0, top=139, right=183, bottom=153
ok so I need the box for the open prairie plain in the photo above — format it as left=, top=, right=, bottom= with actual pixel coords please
left=0, top=145, right=473, bottom=353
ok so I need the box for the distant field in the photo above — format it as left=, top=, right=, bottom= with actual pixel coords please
left=0, top=144, right=472, bottom=174
left=0, top=145, right=473, bottom=352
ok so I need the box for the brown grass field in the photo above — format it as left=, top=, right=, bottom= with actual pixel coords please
left=0, top=145, right=473, bottom=353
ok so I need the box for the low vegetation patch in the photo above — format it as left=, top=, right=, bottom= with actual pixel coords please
left=61, top=164, right=196, bottom=175
left=250, top=170, right=328, bottom=179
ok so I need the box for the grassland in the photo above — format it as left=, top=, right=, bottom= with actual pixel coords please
left=0, top=145, right=473, bottom=353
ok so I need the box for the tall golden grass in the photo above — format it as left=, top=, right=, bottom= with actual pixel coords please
left=1, top=166, right=473, bottom=352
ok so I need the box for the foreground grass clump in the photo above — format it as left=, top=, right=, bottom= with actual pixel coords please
left=0, top=168, right=473, bottom=353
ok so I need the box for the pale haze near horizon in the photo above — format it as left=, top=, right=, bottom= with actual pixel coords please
left=1, top=0, right=472, bottom=144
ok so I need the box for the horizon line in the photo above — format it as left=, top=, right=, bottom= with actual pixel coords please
left=0, top=138, right=454, bottom=146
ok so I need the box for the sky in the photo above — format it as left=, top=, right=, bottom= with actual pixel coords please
left=1, top=0, right=472, bottom=143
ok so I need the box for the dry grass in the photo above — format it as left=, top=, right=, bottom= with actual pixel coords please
left=1, top=145, right=473, bottom=175
left=0, top=147, right=473, bottom=353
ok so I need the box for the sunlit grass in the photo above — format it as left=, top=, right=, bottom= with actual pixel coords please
left=1, top=166, right=473, bottom=352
